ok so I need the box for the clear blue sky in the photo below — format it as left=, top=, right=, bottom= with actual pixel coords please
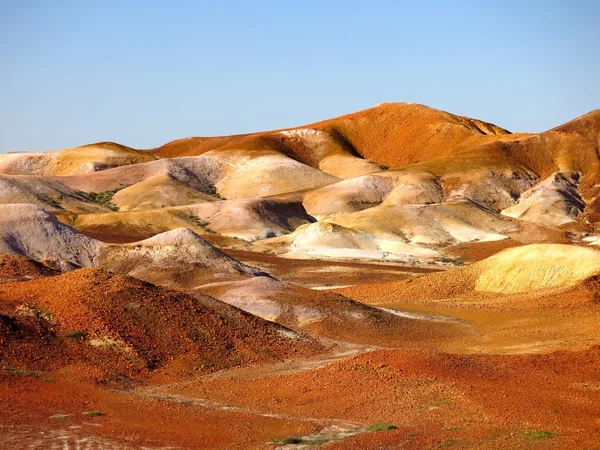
left=1, top=0, right=598, bottom=152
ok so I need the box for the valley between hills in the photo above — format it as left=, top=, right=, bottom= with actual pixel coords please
left=1, top=102, right=600, bottom=449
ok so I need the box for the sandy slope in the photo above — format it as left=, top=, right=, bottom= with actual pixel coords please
left=0, top=174, right=111, bottom=213
left=111, top=174, right=219, bottom=211
left=338, top=243, right=600, bottom=305
left=256, top=221, right=440, bottom=262
left=501, top=171, right=585, bottom=226
left=60, top=197, right=313, bottom=242
left=0, top=142, right=154, bottom=176
left=152, top=103, right=509, bottom=170
left=0, top=269, right=320, bottom=380
left=0, top=204, right=264, bottom=287
left=197, top=276, right=465, bottom=346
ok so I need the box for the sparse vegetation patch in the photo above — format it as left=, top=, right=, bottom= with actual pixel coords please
left=65, top=330, right=85, bottom=341
left=79, top=185, right=129, bottom=211
left=366, top=422, right=398, bottom=433
left=524, top=430, right=556, bottom=441
left=1, top=367, right=52, bottom=382
left=83, top=410, right=105, bottom=416
left=271, top=436, right=335, bottom=446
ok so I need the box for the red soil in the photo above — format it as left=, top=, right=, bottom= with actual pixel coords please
left=168, top=346, right=600, bottom=449
left=0, top=255, right=57, bottom=279
left=0, top=269, right=321, bottom=383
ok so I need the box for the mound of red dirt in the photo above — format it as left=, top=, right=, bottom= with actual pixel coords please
left=0, top=269, right=321, bottom=382
left=0, top=255, right=58, bottom=280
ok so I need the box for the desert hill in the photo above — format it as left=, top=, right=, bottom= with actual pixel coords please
left=0, top=269, right=319, bottom=380
left=0, top=104, right=599, bottom=263
left=198, top=276, right=465, bottom=347
left=152, top=103, right=510, bottom=169
left=0, top=204, right=264, bottom=286
left=149, top=103, right=600, bottom=218
left=0, top=142, right=155, bottom=176
left=338, top=243, right=600, bottom=306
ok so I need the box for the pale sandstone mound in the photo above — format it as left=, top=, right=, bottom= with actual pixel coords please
left=0, top=174, right=110, bottom=213
left=0, top=206, right=263, bottom=288
left=253, top=200, right=518, bottom=260
left=0, top=204, right=100, bottom=270
left=182, top=198, right=313, bottom=240
left=202, top=149, right=340, bottom=199
left=111, top=174, right=219, bottom=211
left=60, top=198, right=313, bottom=242
left=382, top=171, right=443, bottom=206
left=328, top=202, right=517, bottom=245
left=255, top=222, right=439, bottom=261
left=501, top=172, right=584, bottom=227
left=0, top=142, right=155, bottom=176
left=339, top=244, right=600, bottom=304
left=59, top=150, right=338, bottom=202
left=197, top=276, right=462, bottom=346
left=474, top=244, right=600, bottom=293
left=442, top=168, right=538, bottom=211
left=302, top=173, right=398, bottom=218
left=303, top=167, right=536, bottom=219
left=96, top=228, right=264, bottom=288
left=57, top=156, right=221, bottom=193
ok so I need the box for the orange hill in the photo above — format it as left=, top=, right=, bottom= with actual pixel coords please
left=151, top=103, right=600, bottom=215
left=0, top=269, right=320, bottom=381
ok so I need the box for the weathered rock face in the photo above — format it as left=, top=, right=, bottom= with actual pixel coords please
left=0, top=204, right=101, bottom=271
left=502, top=172, right=585, bottom=227
left=96, top=228, right=265, bottom=288
left=0, top=205, right=264, bottom=288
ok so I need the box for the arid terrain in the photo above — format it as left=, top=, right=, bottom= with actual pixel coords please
left=1, top=103, right=600, bottom=449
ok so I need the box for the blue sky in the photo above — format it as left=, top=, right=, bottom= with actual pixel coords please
left=1, top=0, right=598, bottom=152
